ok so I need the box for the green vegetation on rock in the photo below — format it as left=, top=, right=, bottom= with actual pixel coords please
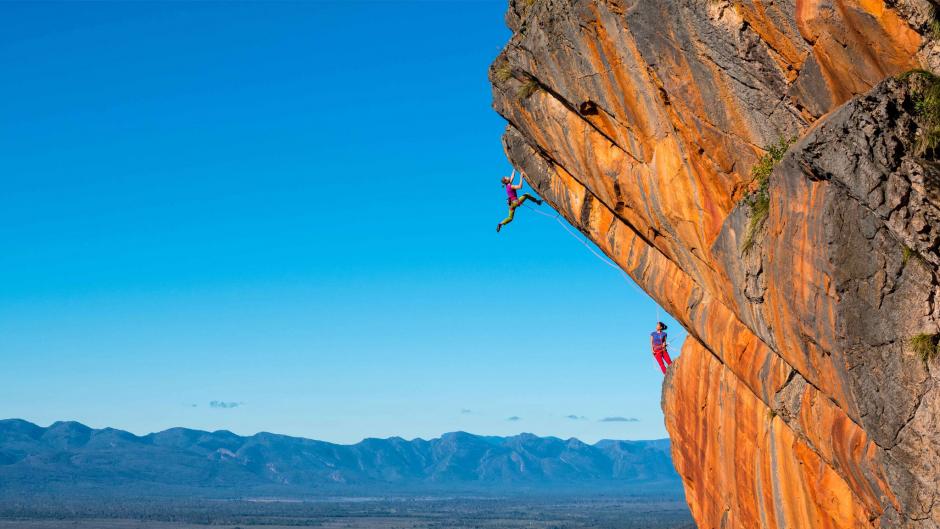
left=899, top=69, right=940, bottom=154
left=741, top=137, right=793, bottom=253
left=517, top=78, right=540, bottom=101
left=931, top=19, right=940, bottom=40
left=902, top=245, right=915, bottom=265
left=494, top=59, right=513, bottom=83
left=910, top=333, right=940, bottom=364
left=901, top=245, right=926, bottom=267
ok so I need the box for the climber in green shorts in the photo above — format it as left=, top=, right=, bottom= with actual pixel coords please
left=497, top=169, right=543, bottom=232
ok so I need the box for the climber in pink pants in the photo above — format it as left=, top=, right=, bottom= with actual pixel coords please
left=650, top=322, right=672, bottom=374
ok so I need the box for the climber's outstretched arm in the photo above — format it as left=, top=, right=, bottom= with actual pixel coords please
left=512, top=170, right=524, bottom=190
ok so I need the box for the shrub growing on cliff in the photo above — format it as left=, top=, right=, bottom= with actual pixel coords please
left=517, top=78, right=540, bottom=101
left=901, top=245, right=926, bottom=266
left=741, top=191, right=770, bottom=254
left=494, top=59, right=513, bottom=83
left=899, top=69, right=940, bottom=154
left=903, top=245, right=914, bottom=265
left=910, top=332, right=940, bottom=364
left=740, top=137, right=793, bottom=253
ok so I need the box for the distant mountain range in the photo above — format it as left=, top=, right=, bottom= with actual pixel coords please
left=0, top=419, right=681, bottom=498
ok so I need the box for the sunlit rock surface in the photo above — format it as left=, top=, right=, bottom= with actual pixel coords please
left=490, top=1, right=940, bottom=527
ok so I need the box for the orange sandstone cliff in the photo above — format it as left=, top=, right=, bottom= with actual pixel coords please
left=490, top=1, right=940, bottom=527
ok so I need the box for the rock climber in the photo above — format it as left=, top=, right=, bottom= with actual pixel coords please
left=497, top=169, right=543, bottom=232
left=651, top=321, right=672, bottom=374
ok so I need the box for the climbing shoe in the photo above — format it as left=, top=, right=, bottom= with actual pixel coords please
left=496, top=223, right=502, bottom=233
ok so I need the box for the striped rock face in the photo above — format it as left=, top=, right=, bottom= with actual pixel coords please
left=490, top=1, right=940, bottom=528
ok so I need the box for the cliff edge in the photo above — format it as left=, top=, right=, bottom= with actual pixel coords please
left=490, top=1, right=940, bottom=527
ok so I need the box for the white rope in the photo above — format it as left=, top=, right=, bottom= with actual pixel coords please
left=523, top=202, right=684, bottom=348
left=526, top=205, right=626, bottom=273
left=523, top=203, right=648, bottom=296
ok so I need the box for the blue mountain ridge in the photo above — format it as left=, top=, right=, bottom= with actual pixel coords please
left=0, top=419, right=680, bottom=497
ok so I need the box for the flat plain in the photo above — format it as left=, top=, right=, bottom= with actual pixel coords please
left=0, top=496, right=694, bottom=529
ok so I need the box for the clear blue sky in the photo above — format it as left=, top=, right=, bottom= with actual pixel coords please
left=0, top=1, right=683, bottom=444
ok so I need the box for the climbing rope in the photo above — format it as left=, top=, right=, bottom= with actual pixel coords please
left=524, top=204, right=626, bottom=275
left=523, top=202, right=684, bottom=348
